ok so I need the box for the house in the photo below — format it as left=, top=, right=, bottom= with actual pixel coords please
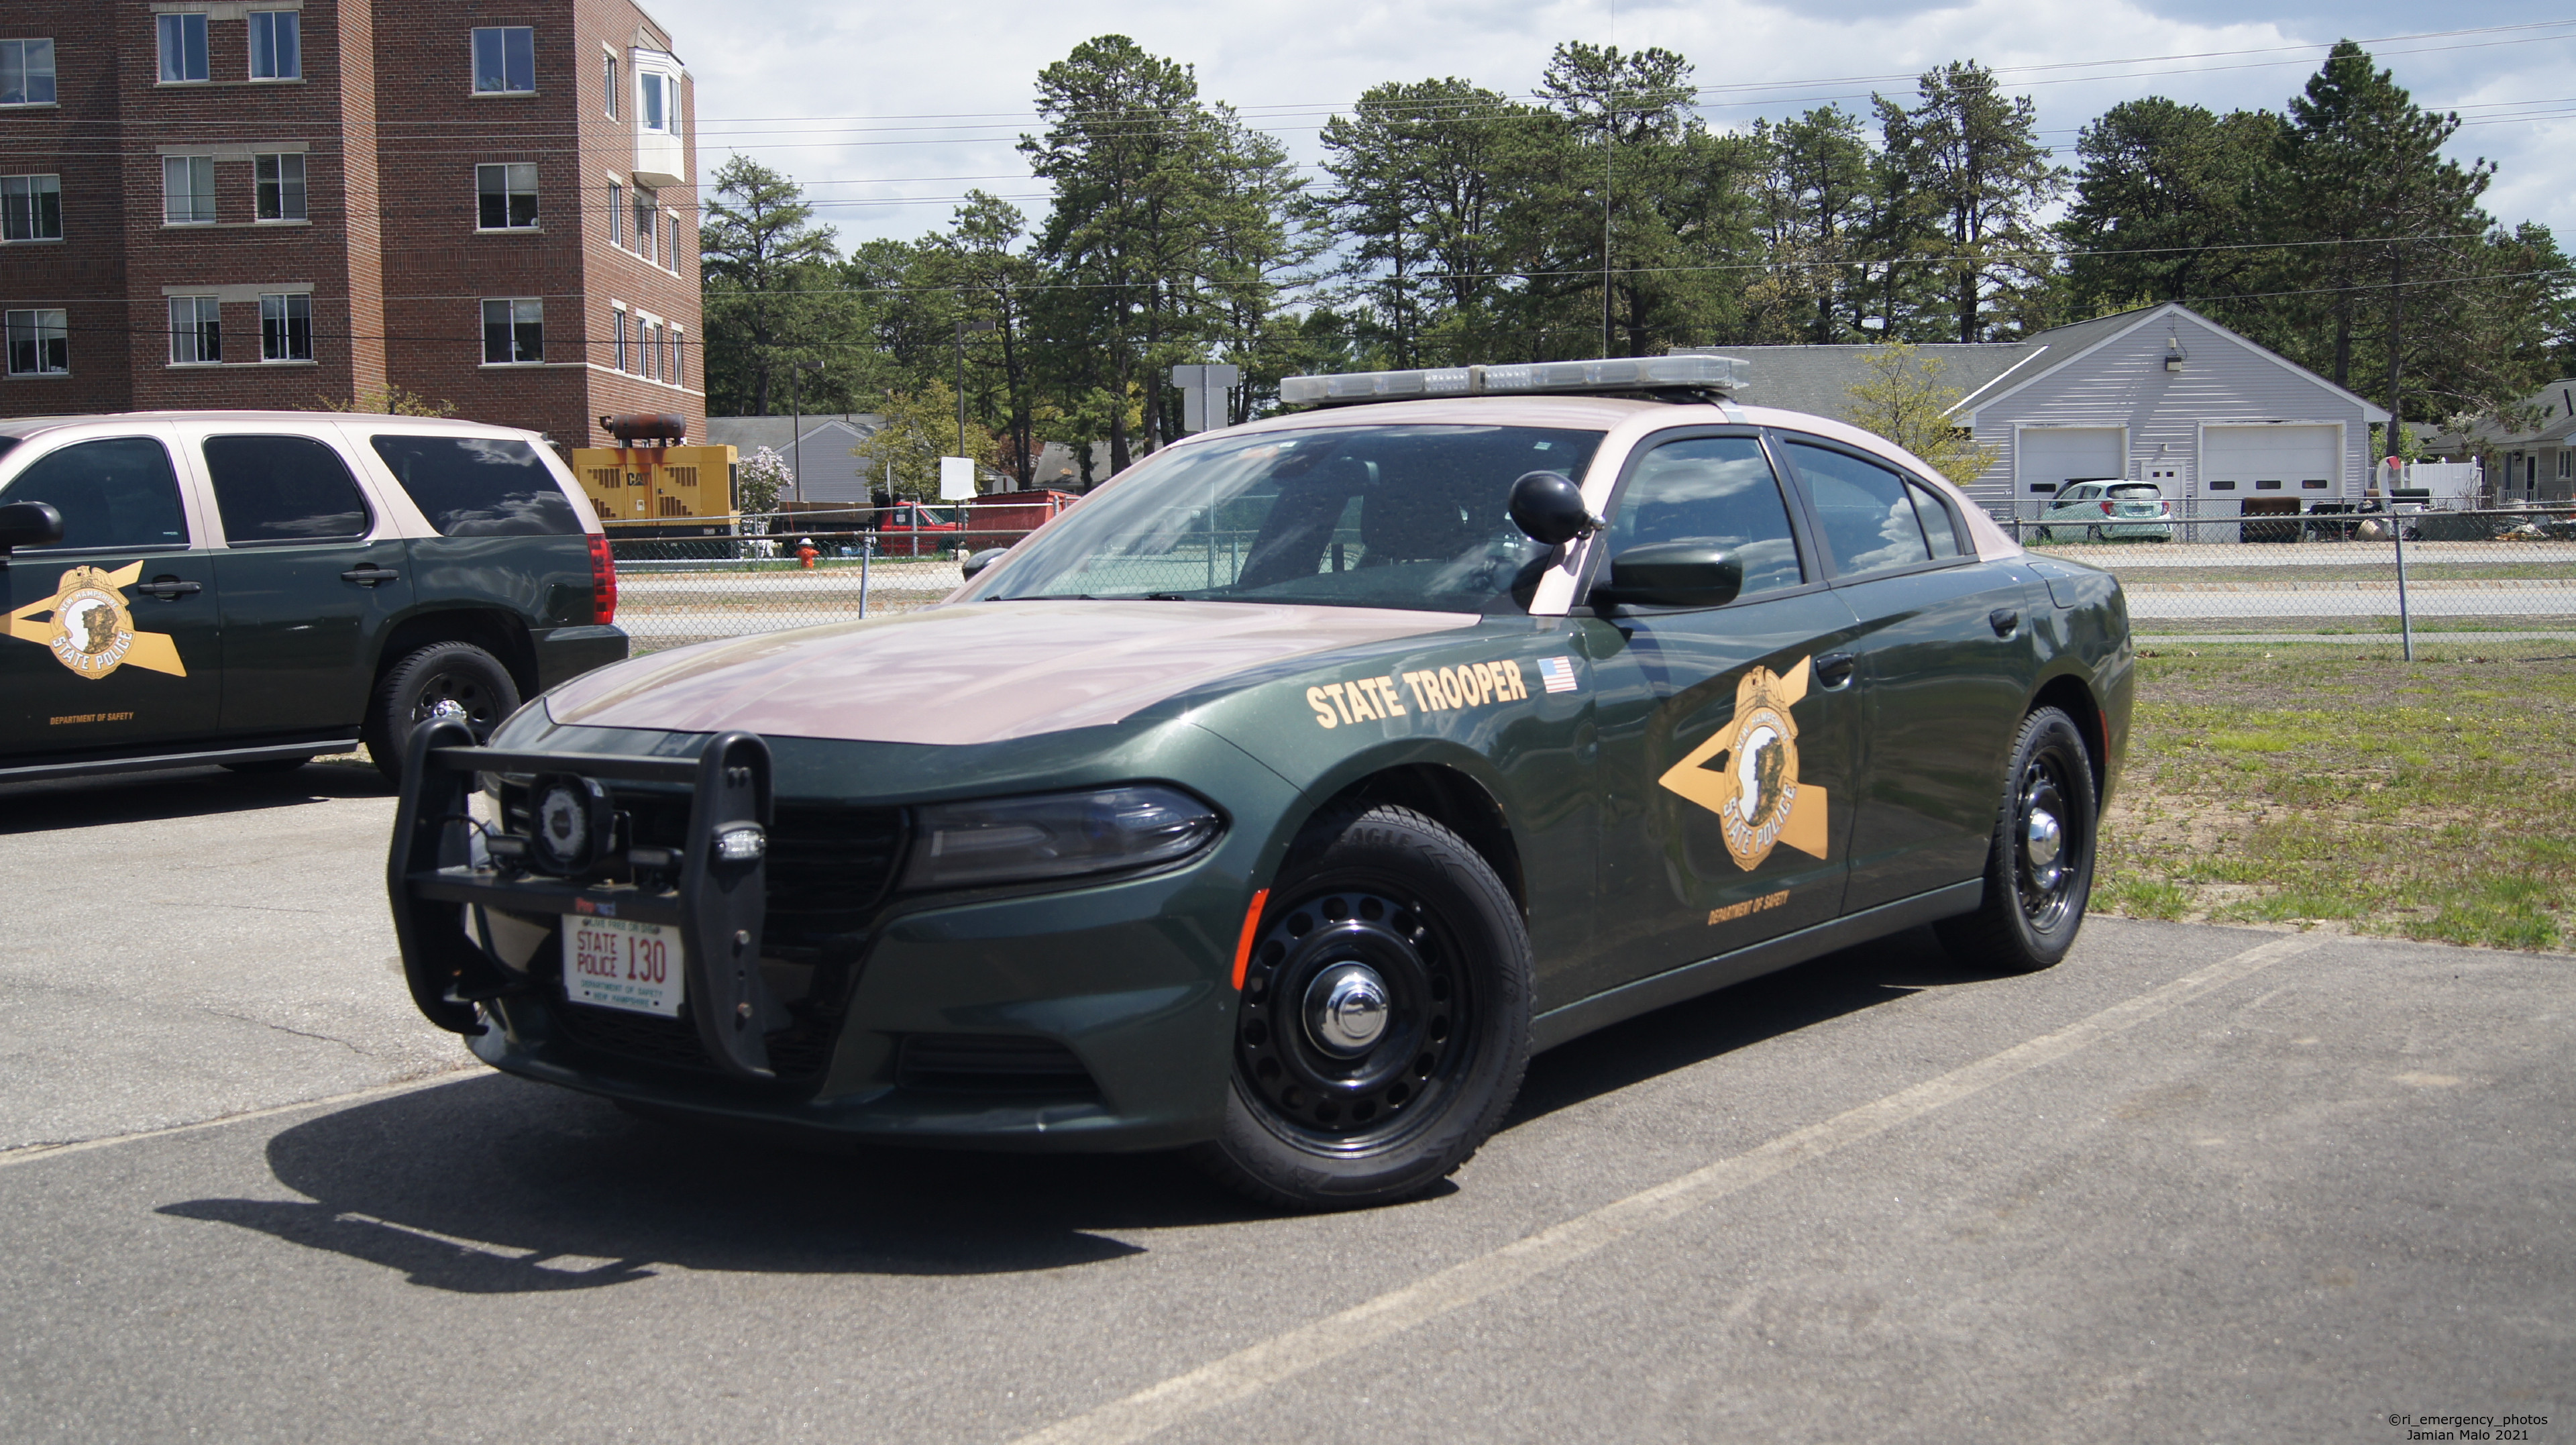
left=2425, top=382, right=2576, bottom=502
left=706, top=414, right=882, bottom=506
left=1705, top=303, right=2392, bottom=531
left=0, top=0, right=703, bottom=448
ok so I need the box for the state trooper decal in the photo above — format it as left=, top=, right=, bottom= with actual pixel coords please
left=5, top=563, right=188, bottom=680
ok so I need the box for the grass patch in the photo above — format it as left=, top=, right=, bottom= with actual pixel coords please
left=2100, top=643, right=2576, bottom=951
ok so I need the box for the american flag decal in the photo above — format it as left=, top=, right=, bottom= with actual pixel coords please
left=1537, top=657, right=1578, bottom=694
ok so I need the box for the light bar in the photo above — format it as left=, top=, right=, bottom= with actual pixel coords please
left=1279, top=354, right=1749, bottom=407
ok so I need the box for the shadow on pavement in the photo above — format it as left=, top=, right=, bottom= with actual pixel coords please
left=0, top=761, right=390, bottom=832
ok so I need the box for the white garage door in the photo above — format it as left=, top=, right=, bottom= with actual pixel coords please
left=2019, top=428, right=2125, bottom=496
left=2202, top=425, right=2339, bottom=503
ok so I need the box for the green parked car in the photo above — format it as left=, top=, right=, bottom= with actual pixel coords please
left=0, top=412, right=626, bottom=784
left=389, top=360, right=2133, bottom=1211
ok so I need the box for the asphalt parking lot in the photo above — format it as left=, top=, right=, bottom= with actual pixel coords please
left=0, top=769, right=2566, bottom=1442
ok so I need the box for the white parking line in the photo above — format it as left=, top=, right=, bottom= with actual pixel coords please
left=1010, top=932, right=2331, bottom=1445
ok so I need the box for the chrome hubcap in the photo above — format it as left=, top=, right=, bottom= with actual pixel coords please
left=1305, top=963, right=1389, bottom=1057
left=2024, top=807, right=2063, bottom=886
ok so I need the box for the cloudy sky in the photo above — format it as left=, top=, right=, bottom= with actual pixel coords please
left=647, top=0, right=2575, bottom=256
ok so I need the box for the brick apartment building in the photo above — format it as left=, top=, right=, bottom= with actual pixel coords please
left=0, top=0, right=702, bottom=448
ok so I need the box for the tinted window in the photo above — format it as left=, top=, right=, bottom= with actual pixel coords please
left=370, top=434, right=579, bottom=536
left=1907, top=480, right=1962, bottom=558
left=1609, top=437, right=1804, bottom=597
left=0, top=437, right=189, bottom=551
left=1785, top=441, right=1930, bottom=578
left=201, top=435, right=371, bottom=543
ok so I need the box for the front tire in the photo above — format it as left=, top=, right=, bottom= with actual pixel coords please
left=1193, top=804, right=1531, bottom=1211
left=1935, top=706, right=2098, bottom=973
left=368, top=642, right=520, bottom=782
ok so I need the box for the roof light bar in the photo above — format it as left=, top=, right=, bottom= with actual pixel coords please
left=1279, top=354, right=1749, bottom=407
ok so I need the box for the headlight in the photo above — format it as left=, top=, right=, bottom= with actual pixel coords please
left=904, top=786, right=1220, bottom=890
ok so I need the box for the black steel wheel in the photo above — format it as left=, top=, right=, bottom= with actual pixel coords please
left=1935, top=706, right=2098, bottom=973
left=1195, top=804, right=1530, bottom=1210
left=368, top=642, right=521, bottom=782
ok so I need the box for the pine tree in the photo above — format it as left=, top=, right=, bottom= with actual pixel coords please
left=2057, top=98, right=2277, bottom=315
left=1874, top=63, right=2063, bottom=342
left=700, top=157, right=847, bottom=415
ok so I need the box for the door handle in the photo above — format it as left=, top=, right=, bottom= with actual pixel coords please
left=341, top=564, right=400, bottom=586
left=136, top=576, right=203, bottom=600
left=1989, top=607, right=2021, bottom=637
left=1813, top=652, right=1856, bottom=690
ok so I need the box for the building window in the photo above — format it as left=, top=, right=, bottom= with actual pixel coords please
left=606, top=180, right=622, bottom=247
left=249, top=11, right=300, bottom=80
left=2559, top=451, right=2572, bottom=480
left=158, top=14, right=209, bottom=84
left=170, top=296, right=222, bottom=366
left=613, top=308, right=629, bottom=370
left=1, top=174, right=61, bottom=241
left=639, top=72, right=666, bottom=132
left=471, top=27, right=534, bottom=93
left=666, top=213, right=682, bottom=270
left=602, top=52, right=617, bottom=117
left=639, top=321, right=657, bottom=380
left=163, top=156, right=215, bottom=225
left=4, top=309, right=66, bottom=375
left=0, top=39, right=56, bottom=106
left=667, top=327, right=682, bottom=386
left=476, top=162, right=538, bottom=229
left=481, top=298, right=542, bottom=364
left=254, top=154, right=306, bottom=221
left=260, top=294, right=312, bottom=362
left=633, top=188, right=655, bottom=263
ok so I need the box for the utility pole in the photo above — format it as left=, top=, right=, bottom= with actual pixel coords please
left=1601, top=76, right=1615, bottom=360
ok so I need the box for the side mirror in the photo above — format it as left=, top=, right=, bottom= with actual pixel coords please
left=1508, top=470, right=1599, bottom=547
left=0, top=500, right=63, bottom=556
left=959, top=546, right=1010, bottom=582
left=1592, top=543, right=1742, bottom=609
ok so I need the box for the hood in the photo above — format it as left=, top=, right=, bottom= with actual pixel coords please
left=549, top=600, right=1479, bottom=745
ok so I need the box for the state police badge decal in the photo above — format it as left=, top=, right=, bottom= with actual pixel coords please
left=1656, top=655, right=1831, bottom=871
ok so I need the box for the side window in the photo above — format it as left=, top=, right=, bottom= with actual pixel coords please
left=1607, top=436, right=1805, bottom=598
left=1908, top=480, right=1962, bottom=558
left=1784, top=441, right=1931, bottom=578
left=0, top=437, right=189, bottom=551
left=201, top=435, right=371, bottom=543
left=369, top=434, right=580, bottom=536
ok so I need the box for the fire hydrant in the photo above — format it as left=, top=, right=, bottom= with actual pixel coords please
left=795, top=537, right=819, bottom=570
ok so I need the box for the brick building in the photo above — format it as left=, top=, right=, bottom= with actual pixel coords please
left=0, top=0, right=702, bottom=448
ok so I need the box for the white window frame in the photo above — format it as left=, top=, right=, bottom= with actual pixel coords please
left=637, top=316, right=658, bottom=382
left=605, top=178, right=623, bottom=248
left=3, top=308, right=66, bottom=375
left=1, top=173, right=62, bottom=242
left=601, top=49, right=617, bottom=119
left=260, top=292, right=311, bottom=362
left=163, top=155, right=216, bottom=226
left=631, top=185, right=655, bottom=264
left=0, top=39, right=57, bottom=107
left=481, top=297, right=543, bottom=365
left=474, top=162, right=539, bottom=231
left=248, top=11, right=300, bottom=81
left=470, top=26, right=535, bottom=94
left=170, top=295, right=223, bottom=366
left=664, top=211, right=681, bottom=272
left=637, top=70, right=666, bottom=133
left=669, top=325, right=683, bottom=388
left=158, top=13, right=209, bottom=84
left=612, top=304, right=629, bottom=372
left=254, top=153, right=306, bottom=223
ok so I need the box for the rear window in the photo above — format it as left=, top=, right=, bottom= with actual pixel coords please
left=370, top=434, right=581, bottom=536
left=2105, top=483, right=2162, bottom=497
left=202, top=435, right=372, bottom=543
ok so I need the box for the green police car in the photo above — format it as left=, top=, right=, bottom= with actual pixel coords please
left=0, top=413, right=626, bottom=784
left=389, top=358, right=2133, bottom=1210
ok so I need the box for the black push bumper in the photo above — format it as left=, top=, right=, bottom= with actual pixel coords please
left=385, top=718, right=793, bottom=1079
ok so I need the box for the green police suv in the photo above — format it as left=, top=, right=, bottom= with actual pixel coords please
left=388, top=358, right=2133, bottom=1210
left=0, top=412, right=625, bottom=784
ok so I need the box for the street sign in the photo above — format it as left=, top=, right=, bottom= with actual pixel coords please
left=938, top=456, right=977, bottom=500
left=1171, top=363, right=1242, bottom=435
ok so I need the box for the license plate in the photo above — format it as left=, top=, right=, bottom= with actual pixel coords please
left=563, top=916, right=683, bottom=1017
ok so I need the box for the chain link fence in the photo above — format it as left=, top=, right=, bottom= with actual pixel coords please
left=611, top=518, right=1032, bottom=654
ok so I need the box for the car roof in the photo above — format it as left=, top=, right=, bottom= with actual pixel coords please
left=0, top=411, right=548, bottom=443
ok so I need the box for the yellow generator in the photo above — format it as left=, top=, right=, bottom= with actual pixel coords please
left=566, top=442, right=739, bottom=537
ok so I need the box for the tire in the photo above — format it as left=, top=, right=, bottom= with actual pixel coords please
left=1934, top=706, right=2098, bottom=974
left=368, top=641, right=521, bottom=782
left=221, top=757, right=309, bottom=775
left=1193, top=804, right=1532, bottom=1211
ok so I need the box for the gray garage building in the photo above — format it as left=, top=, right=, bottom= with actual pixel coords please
left=1713, top=303, right=2390, bottom=531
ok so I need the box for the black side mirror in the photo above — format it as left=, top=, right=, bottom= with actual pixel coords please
left=1508, top=471, right=1598, bottom=547
left=0, top=500, right=63, bottom=556
left=959, top=546, right=1010, bottom=582
left=1593, top=543, right=1742, bottom=609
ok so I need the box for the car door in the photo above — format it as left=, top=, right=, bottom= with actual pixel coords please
left=2041, top=482, right=2092, bottom=541
left=1776, top=435, right=2039, bottom=912
left=1570, top=429, right=1863, bottom=1002
left=189, top=427, right=414, bottom=737
left=0, top=429, right=224, bottom=757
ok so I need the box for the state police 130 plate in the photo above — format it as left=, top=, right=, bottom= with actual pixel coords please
left=563, top=915, right=682, bottom=1017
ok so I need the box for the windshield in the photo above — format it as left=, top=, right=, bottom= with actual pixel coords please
left=963, top=424, right=1604, bottom=614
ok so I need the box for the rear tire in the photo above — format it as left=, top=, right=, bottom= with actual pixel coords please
left=1935, top=706, right=2098, bottom=974
left=368, top=642, right=520, bottom=782
left=1192, top=804, right=1531, bottom=1212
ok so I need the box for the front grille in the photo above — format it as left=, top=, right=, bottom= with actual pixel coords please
left=896, top=1034, right=1098, bottom=1095
left=549, top=999, right=713, bottom=1073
